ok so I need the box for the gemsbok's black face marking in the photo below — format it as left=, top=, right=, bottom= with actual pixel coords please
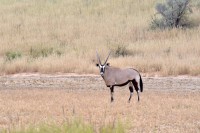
left=96, top=51, right=143, bottom=103
left=99, top=64, right=105, bottom=76
left=96, top=63, right=109, bottom=77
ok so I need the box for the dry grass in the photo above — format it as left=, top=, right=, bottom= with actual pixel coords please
left=0, top=0, right=200, bottom=76
left=0, top=89, right=200, bottom=132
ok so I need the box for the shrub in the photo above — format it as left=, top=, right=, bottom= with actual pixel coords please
left=5, top=51, right=22, bottom=61
left=114, top=45, right=132, bottom=57
left=151, top=0, right=192, bottom=29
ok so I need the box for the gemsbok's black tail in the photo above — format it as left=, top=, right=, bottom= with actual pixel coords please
left=139, top=74, right=143, bottom=92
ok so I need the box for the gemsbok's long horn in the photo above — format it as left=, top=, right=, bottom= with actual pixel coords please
left=104, top=51, right=111, bottom=65
left=96, top=51, right=102, bottom=65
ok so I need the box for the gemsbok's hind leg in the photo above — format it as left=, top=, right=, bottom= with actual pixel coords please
left=110, top=86, right=114, bottom=102
left=132, top=80, right=140, bottom=101
left=128, top=86, right=133, bottom=102
left=136, top=90, right=140, bottom=101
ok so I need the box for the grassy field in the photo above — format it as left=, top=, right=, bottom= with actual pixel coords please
left=0, top=1, right=200, bottom=132
left=0, top=89, right=200, bottom=132
left=0, top=0, right=199, bottom=76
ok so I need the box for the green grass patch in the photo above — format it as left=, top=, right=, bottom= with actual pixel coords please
left=8, top=120, right=93, bottom=133
left=3, top=119, right=126, bottom=133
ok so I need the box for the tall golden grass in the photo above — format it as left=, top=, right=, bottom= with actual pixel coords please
left=0, top=0, right=200, bottom=75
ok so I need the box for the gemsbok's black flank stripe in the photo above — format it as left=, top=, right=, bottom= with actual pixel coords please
left=114, top=80, right=130, bottom=87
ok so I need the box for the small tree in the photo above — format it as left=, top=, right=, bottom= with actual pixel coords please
left=151, top=0, right=192, bottom=29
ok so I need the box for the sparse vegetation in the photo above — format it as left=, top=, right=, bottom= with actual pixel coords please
left=0, top=89, right=200, bottom=132
left=0, top=0, right=199, bottom=76
left=30, top=47, right=54, bottom=58
left=5, top=51, right=22, bottom=61
left=114, top=45, right=132, bottom=57
left=30, top=48, right=54, bottom=58
left=29, top=47, right=63, bottom=58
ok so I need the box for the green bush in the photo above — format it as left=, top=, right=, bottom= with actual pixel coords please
left=151, top=0, right=192, bottom=29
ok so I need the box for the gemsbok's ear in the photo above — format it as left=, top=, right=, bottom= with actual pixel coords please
left=106, top=63, right=110, bottom=66
left=96, top=64, right=99, bottom=67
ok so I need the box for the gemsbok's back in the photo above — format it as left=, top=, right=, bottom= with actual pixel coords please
left=96, top=51, right=143, bottom=102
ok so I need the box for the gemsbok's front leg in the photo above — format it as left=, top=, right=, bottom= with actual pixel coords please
left=110, top=86, right=114, bottom=102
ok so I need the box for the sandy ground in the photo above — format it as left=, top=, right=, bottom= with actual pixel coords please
left=0, top=73, right=200, bottom=91
left=0, top=73, right=200, bottom=132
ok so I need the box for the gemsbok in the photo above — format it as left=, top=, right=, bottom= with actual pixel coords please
left=96, top=51, right=143, bottom=102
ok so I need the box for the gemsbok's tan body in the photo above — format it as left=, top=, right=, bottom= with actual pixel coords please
left=96, top=51, right=143, bottom=102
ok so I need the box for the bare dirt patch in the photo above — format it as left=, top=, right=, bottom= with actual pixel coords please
left=0, top=74, right=200, bottom=132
